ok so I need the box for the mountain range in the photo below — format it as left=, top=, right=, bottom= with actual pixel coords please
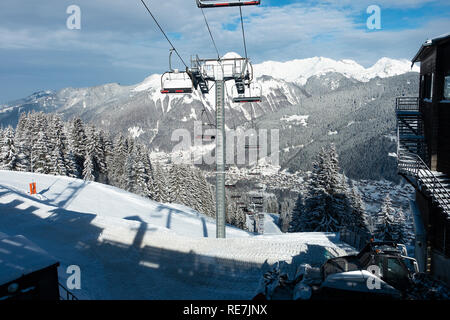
left=0, top=55, right=420, bottom=181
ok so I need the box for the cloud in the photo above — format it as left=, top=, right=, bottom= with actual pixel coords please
left=0, top=0, right=449, bottom=101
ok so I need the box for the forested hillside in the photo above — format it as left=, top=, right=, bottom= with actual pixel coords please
left=0, top=112, right=247, bottom=228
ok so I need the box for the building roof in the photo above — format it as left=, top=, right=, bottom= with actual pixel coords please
left=0, top=234, right=59, bottom=285
left=412, top=33, right=450, bottom=66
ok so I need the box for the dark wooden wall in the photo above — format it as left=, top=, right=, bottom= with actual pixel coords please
left=419, top=49, right=438, bottom=169
left=416, top=190, right=450, bottom=257
left=437, top=42, right=450, bottom=175
left=418, top=42, right=450, bottom=175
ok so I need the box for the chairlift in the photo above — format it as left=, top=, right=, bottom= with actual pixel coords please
left=232, top=82, right=262, bottom=103
left=248, top=172, right=260, bottom=176
left=161, top=49, right=193, bottom=94
left=196, top=0, right=261, bottom=8
left=225, top=184, right=236, bottom=188
left=160, top=70, right=193, bottom=94
left=231, top=195, right=241, bottom=199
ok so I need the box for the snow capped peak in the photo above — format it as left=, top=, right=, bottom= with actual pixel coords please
left=133, top=73, right=161, bottom=92
left=254, top=56, right=419, bottom=85
left=222, top=52, right=242, bottom=59
left=367, top=57, right=419, bottom=78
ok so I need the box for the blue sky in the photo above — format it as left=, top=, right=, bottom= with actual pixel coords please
left=0, top=0, right=449, bottom=103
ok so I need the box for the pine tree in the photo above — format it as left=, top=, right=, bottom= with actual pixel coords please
left=300, top=145, right=351, bottom=232
left=92, top=129, right=108, bottom=183
left=152, top=163, right=169, bottom=203
left=82, top=150, right=95, bottom=181
left=348, top=186, right=371, bottom=233
left=14, top=113, right=31, bottom=172
left=392, top=208, right=409, bottom=244
left=167, top=164, right=183, bottom=204
left=109, top=134, right=128, bottom=188
left=48, top=115, right=68, bottom=176
left=134, top=145, right=153, bottom=198
left=123, top=153, right=136, bottom=192
left=0, top=127, right=17, bottom=170
left=196, top=170, right=215, bottom=217
left=288, top=193, right=306, bottom=232
left=31, top=131, right=51, bottom=174
left=68, top=118, right=87, bottom=177
left=376, top=195, right=397, bottom=241
left=50, top=147, right=67, bottom=176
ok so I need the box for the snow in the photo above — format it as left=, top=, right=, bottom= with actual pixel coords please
left=133, top=74, right=161, bottom=92
left=254, top=56, right=419, bottom=86
left=263, top=214, right=282, bottom=235
left=128, top=126, right=144, bottom=138
left=280, top=115, right=309, bottom=127
left=321, top=270, right=399, bottom=295
left=0, top=234, right=59, bottom=285
left=388, top=152, right=398, bottom=158
left=0, top=170, right=352, bottom=299
left=328, top=130, right=338, bottom=135
left=126, top=54, right=418, bottom=117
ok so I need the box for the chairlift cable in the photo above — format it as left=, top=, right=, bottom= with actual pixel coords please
left=199, top=95, right=216, bottom=128
left=239, top=6, right=248, bottom=60
left=139, top=0, right=188, bottom=69
left=201, top=7, right=221, bottom=60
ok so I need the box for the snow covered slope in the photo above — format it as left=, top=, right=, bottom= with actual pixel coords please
left=0, top=170, right=353, bottom=299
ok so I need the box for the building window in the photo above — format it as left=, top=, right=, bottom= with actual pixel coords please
left=444, top=75, right=450, bottom=100
left=422, top=73, right=434, bottom=100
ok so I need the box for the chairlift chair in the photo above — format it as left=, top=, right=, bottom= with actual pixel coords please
left=160, top=70, right=193, bottom=94
left=196, top=0, right=261, bottom=8
left=232, top=81, right=262, bottom=103
left=161, top=49, right=193, bottom=94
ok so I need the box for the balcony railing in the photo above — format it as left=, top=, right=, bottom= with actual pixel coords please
left=396, top=97, right=420, bottom=111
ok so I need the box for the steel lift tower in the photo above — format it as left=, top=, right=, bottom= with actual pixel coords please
left=189, top=56, right=254, bottom=238
left=194, top=0, right=261, bottom=238
left=157, top=0, right=261, bottom=238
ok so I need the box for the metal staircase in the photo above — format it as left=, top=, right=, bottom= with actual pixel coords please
left=59, top=282, right=78, bottom=300
left=396, top=97, right=450, bottom=217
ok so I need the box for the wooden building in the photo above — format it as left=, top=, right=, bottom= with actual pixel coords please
left=413, top=33, right=450, bottom=172
left=0, top=234, right=60, bottom=300
left=397, top=33, right=450, bottom=285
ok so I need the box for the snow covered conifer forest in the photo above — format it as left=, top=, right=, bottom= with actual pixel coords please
left=288, top=144, right=413, bottom=243
left=0, top=111, right=414, bottom=240
left=0, top=112, right=247, bottom=229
